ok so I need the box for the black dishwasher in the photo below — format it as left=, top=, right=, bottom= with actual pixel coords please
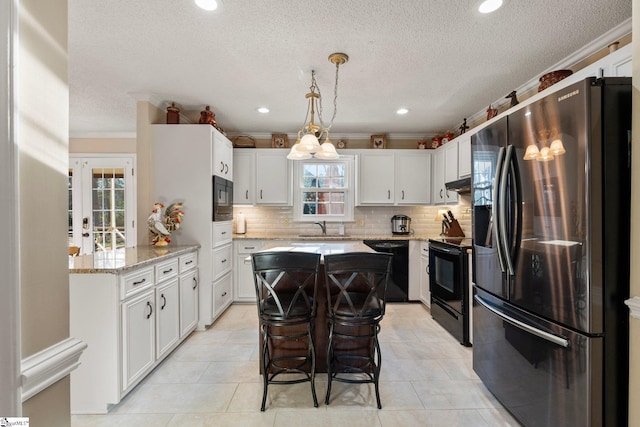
left=363, top=240, right=409, bottom=302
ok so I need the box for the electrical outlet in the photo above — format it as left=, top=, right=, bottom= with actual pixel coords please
left=356, top=218, right=365, bottom=227
left=282, top=217, right=289, bottom=225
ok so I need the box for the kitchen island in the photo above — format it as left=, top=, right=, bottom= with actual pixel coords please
left=255, top=242, right=376, bottom=373
left=69, top=245, right=199, bottom=414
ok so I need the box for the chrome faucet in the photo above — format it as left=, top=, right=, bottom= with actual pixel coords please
left=314, top=221, right=327, bottom=235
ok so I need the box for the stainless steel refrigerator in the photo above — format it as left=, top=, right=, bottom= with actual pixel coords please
left=471, top=77, right=631, bottom=427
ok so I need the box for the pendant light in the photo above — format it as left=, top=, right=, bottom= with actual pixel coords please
left=287, top=53, right=348, bottom=160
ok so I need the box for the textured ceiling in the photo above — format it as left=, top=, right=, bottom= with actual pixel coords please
left=68, top=0, right=632, bottom=138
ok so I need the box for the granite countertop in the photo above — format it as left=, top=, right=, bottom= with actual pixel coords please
left=233, top=233, right=438, bottom=241
left=259, top=241, right=375, bottom=257
left=69, top=244, right=200, bottom=274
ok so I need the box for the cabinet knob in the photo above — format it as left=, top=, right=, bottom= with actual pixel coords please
left=245, top=190, right=249, bottom=200
left=161, top=294, right=166, bottom=310
left=402, top=190, right=405, bottom=200
left=162, top=268, right=173, bottom=274
left=146, top=301, right=153, bottom=319
left=133, top=278, right=146, bottom=286
left=388, top=190, right=391, bottom=199
left=192, top=277, right=198, bottom=290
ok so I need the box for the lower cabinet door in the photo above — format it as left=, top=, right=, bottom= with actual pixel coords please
left=156, top=278, right=180, bottom=359
left=122, top=289, right=155, bottom=391
left=179, top=269, right=199, bottom=338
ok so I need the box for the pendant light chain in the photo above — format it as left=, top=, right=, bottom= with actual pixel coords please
left=315, top=60, right=341, bottom=131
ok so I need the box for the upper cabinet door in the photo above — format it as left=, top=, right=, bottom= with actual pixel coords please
left=458, top=135, right=471, bottom=178
left=256, top=150, right=291, bottom=205
left=212, top=130, right=233, bottom=180
left=395, top=152, right=431, bottom=205
left=358, top=151, right=394, bottom=205
left=233, top=150, right=255, bottom=204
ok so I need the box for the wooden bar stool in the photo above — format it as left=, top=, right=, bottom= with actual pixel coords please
left=323, top=252, right=393, bottom=409
left=251, top=251, right=321, bottom=411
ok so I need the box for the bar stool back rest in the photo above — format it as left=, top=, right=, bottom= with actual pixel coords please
left=253, top=252, right=319, bottom=321
left=323, top=252, right=393, bottom=409
left=251, top=251, right=321, bottom=411
left=325, top=252, right=392, bottom=320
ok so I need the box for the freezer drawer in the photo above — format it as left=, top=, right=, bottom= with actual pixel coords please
left=472, top=288, right=602, bottom=427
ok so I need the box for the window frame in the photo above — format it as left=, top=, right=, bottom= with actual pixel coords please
left=292, top=155, right=355, bottom=223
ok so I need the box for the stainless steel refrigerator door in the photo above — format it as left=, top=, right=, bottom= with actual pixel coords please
left=506, top=80, right=593, bottom=333
left=473, top=289, right=602, bottom=427
left=471, top=117, right=508, bottom=299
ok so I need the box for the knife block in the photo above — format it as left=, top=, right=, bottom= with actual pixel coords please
left=445, top=219, right=465, bottom=238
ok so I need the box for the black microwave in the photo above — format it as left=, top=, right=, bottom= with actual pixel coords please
left=212, top=175, right=233, bottom=221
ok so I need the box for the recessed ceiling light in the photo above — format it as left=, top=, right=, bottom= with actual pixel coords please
left=257, top=107, right=269, bottom=114
left=478, top=0, right=503, bottom=13
left=195, top=0, right=220, bottom=11
left=396, top=108, right=409, bottom=115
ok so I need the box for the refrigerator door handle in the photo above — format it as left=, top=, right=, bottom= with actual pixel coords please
left=493, top=147, right=507, bottom=273
left=508, top=145, right=523, bottom=269
left=499, top=145, right=515, bottom=275
left=475, top=295, right=570, bottom=348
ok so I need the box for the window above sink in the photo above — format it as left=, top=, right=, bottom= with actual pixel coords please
left=292, top=156, right=355, bottom=223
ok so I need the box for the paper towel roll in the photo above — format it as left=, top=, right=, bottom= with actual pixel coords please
left=236, top=212, right=246, bottom=234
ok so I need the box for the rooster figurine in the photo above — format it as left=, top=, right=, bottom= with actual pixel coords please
left=148, top=202, right=185, bottom=246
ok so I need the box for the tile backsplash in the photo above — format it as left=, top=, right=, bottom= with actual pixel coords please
left=233, top=196, right=471, bottom=238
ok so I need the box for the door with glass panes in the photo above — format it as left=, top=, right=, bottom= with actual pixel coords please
left=69, top=156, right=136, bottom=254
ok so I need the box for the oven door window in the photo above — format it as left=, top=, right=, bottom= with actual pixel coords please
left=430, top=249, right=463, bottom=302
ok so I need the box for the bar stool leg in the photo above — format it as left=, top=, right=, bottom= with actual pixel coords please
left=260, top=324, right=269, bottom=412
left=373, top=325, right=382, bottom=409
left=324, top=321, right=334, bottom=405
left=308, top=323, right=319, bottom=407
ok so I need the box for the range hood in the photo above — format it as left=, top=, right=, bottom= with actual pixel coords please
left=445, top=177, right=471, bottom=194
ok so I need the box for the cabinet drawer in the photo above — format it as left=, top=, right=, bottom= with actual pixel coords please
left=179, top=251, right=198, bottom=273
left=214, top=271, right=233, bottom=314
left=212, top=221, right=232, bottom=246
left=121, top=266, right=154, bottom=300
left=237, top=240, right=263, bottom=254
left=213, top=244, right=232, bottom=280
left=155, top=258, right=179, bottom=283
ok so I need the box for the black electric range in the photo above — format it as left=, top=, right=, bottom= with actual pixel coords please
left=428, top=237, right=473, bottom=346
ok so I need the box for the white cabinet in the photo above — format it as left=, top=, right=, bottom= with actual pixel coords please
left=213, top=134, right=233, bottom=180
left=121, top=288, right=155, bottom=391
left=358, top=151, right=395, bottom=204
left=396, top=152, right=431, bottom=205
left=214, top=271, right=233, bottom=314
left=70, top=248, right=199, bottom=414
left=152, top=124, right=235, bottom=328
left=233, top=149, right=255, bottom=204
left=155, top=278, right=180, bottom=359
left=419, top=241, right=430, bottom=307
left=234, top=239, right=264, bottom=303
left=432, top=143, right=458, bottom=204
left=358, top=150, right=431, bottom=205
left=256, top=150, right=291, bottom=205
left=408, top=240, right=421, bottom=301
left=179, top=252, right=199, bottom=338
left=457, top=134, right=471, bottom=178
left=232, top=149, right=291, bottom=205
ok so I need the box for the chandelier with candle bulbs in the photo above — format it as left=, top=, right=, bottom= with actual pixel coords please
left=287, top=52, right=348, bottom=160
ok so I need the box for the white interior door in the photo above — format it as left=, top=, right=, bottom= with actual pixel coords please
left=69, top=155, right=136, bottom=254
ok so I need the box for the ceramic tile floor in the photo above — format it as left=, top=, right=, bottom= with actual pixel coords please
left=71, top=303, right=520, bottom=427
